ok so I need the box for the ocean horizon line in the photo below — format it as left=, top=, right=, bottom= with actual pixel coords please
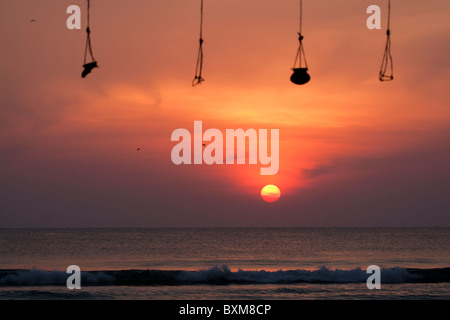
left=1, top=226, right=450, bottom=230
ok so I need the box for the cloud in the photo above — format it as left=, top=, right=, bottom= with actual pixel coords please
left=302, top=165, right=333, bottom=179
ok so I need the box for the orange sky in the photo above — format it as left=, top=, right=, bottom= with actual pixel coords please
left=1, top=0, right=450, bottom=227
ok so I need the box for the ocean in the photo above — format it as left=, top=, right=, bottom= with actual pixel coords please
left=0, top=228, right=449, bottom=300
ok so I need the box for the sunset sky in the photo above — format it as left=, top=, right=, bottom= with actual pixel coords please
left=1, top=0, right=450, bottom=227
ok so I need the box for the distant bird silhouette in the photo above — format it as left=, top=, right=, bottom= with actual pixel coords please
left=30, top=19, right=36, bottom=22
left=137, top=147, right=141, bottom=151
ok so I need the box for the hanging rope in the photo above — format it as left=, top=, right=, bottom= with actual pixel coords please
left=379, top=0, right=393, bottom=81
left=290, top=0, right=310, bottom=85
left=82, top=0, right=98, bottom=78
left=292, top=0, right=308, bottom=70
left=192, top=0, right=204, bottom=86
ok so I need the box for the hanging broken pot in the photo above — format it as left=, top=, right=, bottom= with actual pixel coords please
left=290, top=1, right=310, bottom=86
left=81, top=0, right=98, bottom=79
left=290, top=67, right=310, bottom=85
left=82, top=61, right=98, bottom=78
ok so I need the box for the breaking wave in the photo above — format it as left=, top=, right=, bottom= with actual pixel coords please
left=1, top=265, right=449, bottom=286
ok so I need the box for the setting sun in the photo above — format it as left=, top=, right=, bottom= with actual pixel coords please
left=261, top=185, right=281, bottom=203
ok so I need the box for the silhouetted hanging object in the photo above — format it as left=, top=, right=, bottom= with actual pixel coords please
left=291, top=0, right=310, bottom=85
left=82, top=0, right=98, bottom=78
left=379, top=0, right=393, bottom=81
left=192, top=0, right=204, bottom=86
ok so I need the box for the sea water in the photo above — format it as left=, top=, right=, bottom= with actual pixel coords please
left=1, top=228, right=449, bottom=299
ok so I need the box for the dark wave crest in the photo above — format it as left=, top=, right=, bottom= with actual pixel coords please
left=1, top=265, right=449, bottom=286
